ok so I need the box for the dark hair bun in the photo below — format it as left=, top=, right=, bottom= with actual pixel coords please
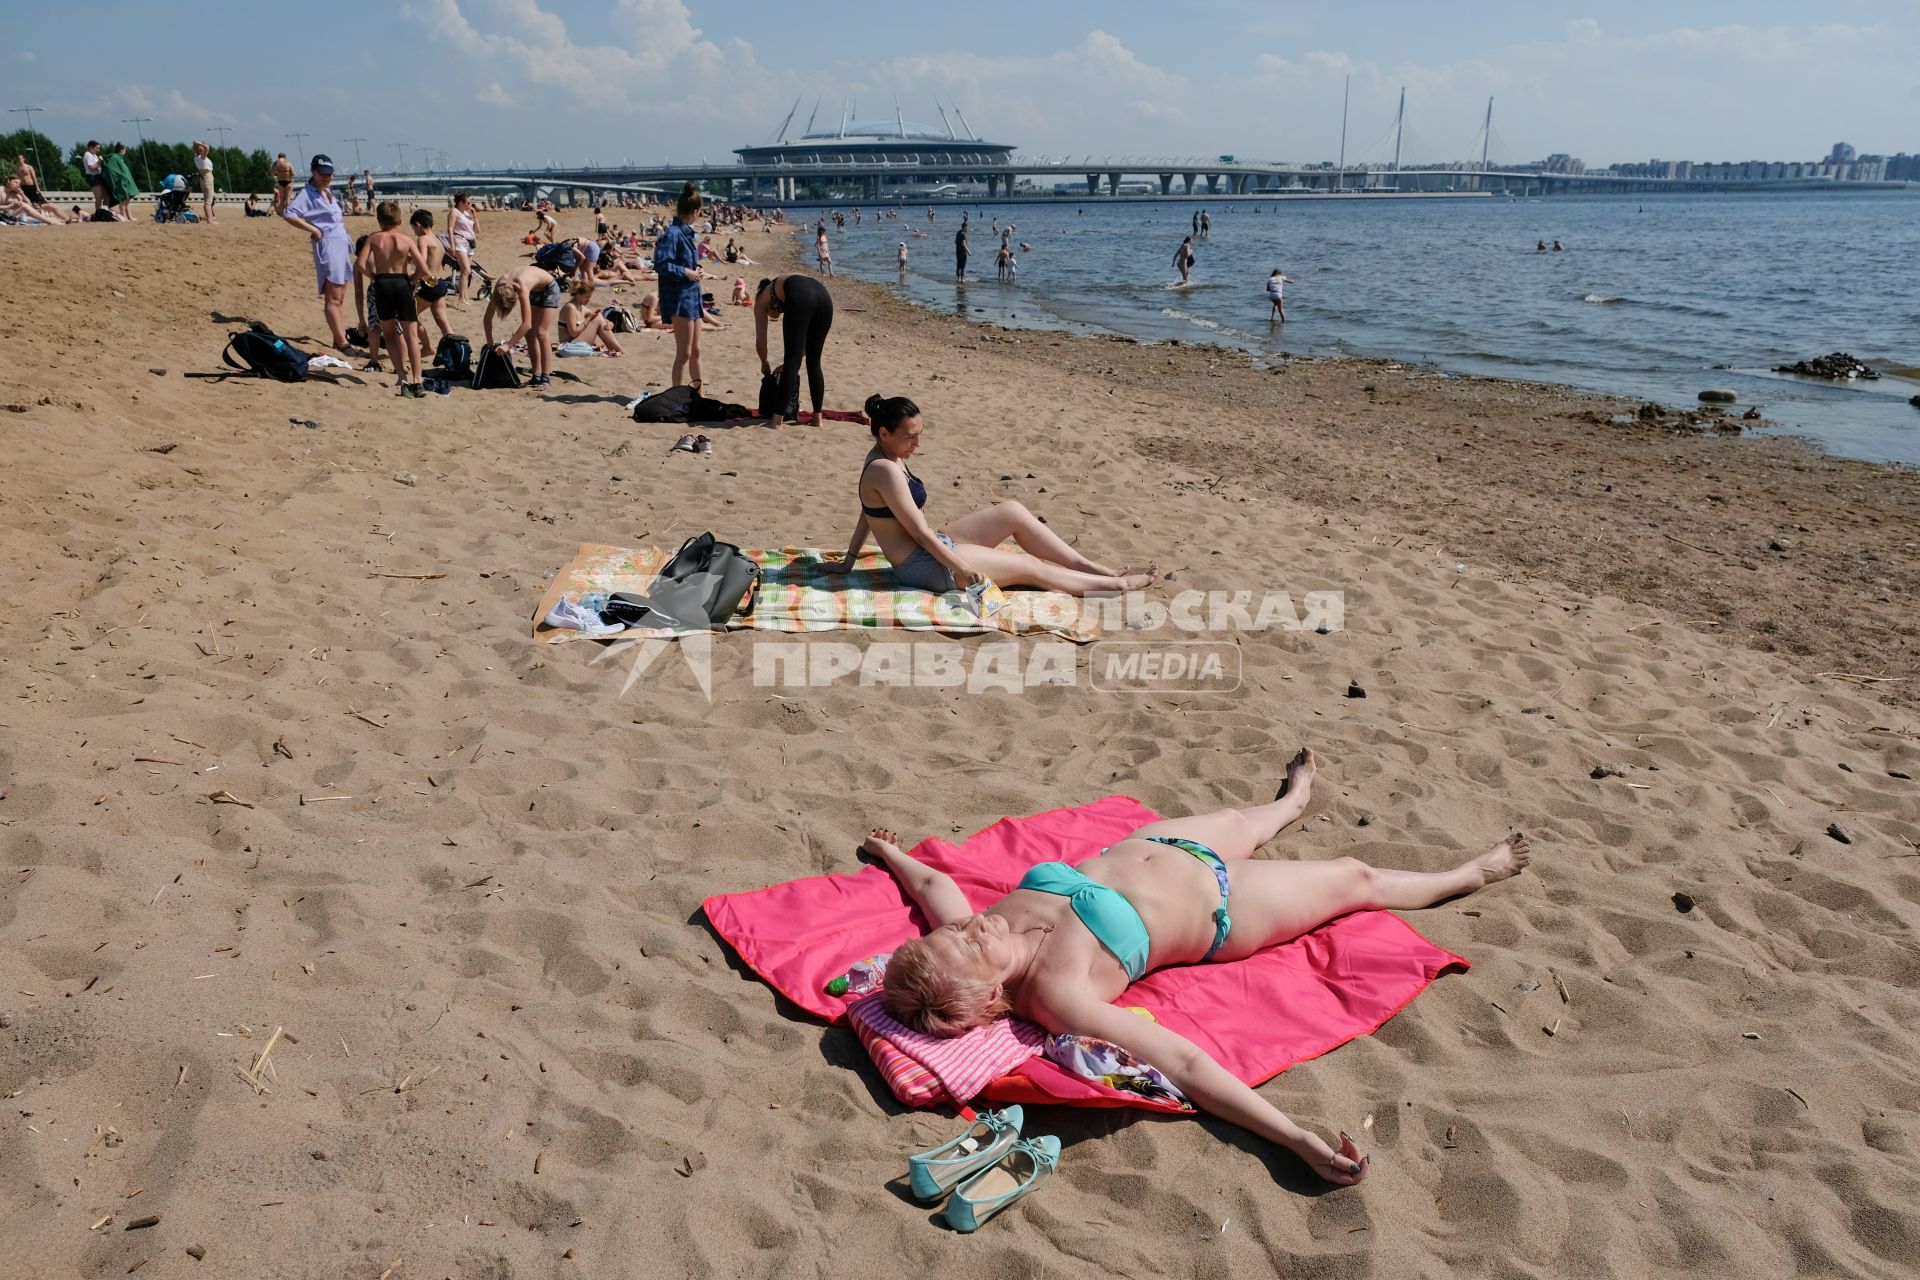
left=866, top=394, right=922, bottom=435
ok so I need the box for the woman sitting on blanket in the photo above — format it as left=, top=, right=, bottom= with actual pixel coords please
left=871, top=749, right=1532, bottom=1186
left=828, top=393, right=1158, bottom=595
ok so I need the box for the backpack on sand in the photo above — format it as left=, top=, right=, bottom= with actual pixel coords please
left=221, top=323, right=312, bottom=383
left=532, top=242, right=578, bottom=276
left=757, top=371, right=799, bottom=420
left=470, top=343, right=520, bottom=390
left=435, top=334, right=474, bottom=380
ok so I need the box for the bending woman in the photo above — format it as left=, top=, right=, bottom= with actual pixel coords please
left=829, top=395, right=1156, bottom=595
left=873, top=749, right=1533, bottom=1186
left=754, top=274, right=833, bottom=427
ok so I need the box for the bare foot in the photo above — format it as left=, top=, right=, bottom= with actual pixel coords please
left=1114, top=565, right=1159, bottom=591
left=1474, top=832, right=1532, bottom=885
left=1275, top=746, right=1316, bottom=802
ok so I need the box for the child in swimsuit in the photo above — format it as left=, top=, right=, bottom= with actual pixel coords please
left=356, top=201, right=430, bottom=397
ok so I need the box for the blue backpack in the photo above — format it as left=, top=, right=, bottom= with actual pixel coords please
left=532, top=241, right=578, bottom=275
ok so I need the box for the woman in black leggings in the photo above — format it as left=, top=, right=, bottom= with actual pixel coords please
left=754, top=275, right=833, bottom=426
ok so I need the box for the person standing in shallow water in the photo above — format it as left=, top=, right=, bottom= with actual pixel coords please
left=955, top=217, right=969, bottom=279
left=1174, top=234, right=1196, bottom=285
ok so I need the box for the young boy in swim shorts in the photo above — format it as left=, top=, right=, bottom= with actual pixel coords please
left=355, top=201, right=430, bottom=397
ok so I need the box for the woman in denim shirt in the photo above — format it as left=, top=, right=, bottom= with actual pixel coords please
left=653, top=182, right=707, bottom=389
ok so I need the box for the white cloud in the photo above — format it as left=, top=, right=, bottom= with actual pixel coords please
left=114, top=85, right=238, bottom=128
left=402, top=0, right=794, bottom=120
left=14, top=50, right=37, bottom=64
left=871, top=29, right=1195, bottom=144
left=476, top=81, right=517, bottom=109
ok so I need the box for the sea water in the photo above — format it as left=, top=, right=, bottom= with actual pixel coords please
left=819, top=191, right=1920, bottom=466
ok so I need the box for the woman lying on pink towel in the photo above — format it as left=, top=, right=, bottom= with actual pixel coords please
left=871, top=748, right=1532, bottom=1186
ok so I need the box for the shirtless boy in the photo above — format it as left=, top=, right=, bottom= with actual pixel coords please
left=355, top=201, right=431, bottom=397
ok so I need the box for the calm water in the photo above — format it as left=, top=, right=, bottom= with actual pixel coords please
left=816, top=192, right=1920, bottom=466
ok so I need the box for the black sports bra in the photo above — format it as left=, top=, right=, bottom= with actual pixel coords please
left=859, top=457, right=927, bottom=519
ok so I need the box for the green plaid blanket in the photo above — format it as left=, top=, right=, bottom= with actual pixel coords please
left=533, top=543, right=1101, bottom=643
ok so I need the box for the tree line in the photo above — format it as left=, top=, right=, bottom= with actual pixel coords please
left=2, top=128, right=293, bottom=194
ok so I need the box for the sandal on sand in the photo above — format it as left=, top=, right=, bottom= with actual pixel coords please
left=944, top=1135, right=1059, bottom=1233
left=670, top=433, right=696, bottom=453
left=693, top=434, right=712, bottom=455
left=907, top=1105, right=1022, bottom=1202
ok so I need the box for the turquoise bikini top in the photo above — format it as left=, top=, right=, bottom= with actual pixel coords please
left=1017, top=862, right=1151, bottom=981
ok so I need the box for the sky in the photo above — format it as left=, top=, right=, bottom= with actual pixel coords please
left=5, top=1, right=1918, bottom=172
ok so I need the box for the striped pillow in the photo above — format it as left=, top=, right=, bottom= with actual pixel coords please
left=845, top=992, right=1044, bottom=1107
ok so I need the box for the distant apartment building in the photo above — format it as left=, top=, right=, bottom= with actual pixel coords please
left=1597, top=141, right=1908, bottom=183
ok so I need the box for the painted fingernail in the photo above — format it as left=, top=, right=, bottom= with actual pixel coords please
left=1349, top=1162, right=1362, bottom=1174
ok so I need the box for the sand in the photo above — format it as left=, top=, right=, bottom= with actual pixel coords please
left=2, top=207, right=1918, bottom=1279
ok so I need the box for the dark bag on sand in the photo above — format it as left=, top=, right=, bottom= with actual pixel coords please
left=633, top=384, right=694, bottom=423
left=757, top=371, right=799, bottom=420
left=435, top=334, right=473, bottom=380
left=604, top=304, right=638, bottom=334
left=90, top=208, right=116, bottom=223
left=532, top=242, right=577, bottom=276
left=222, top=323, right=312, bottom=383
left=603, top=532, right=758, bottom=630
left=470, top=344, right=520, bottom=390
left=689, top=394, right=753, bottom=422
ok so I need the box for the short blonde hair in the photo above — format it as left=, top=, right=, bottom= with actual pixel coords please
left=491, top=279, right=521, bottom=316
left=880, top=933, right=1010, bottom=1038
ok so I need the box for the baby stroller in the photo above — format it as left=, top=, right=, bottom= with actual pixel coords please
left=465, top=253, right=496, bottom=301
left=153, top=174, right=196, bottom=224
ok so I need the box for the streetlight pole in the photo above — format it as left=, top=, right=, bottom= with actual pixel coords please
left=391, top=142, right=409, bottom=174
left=286, top=131, right=310, bottom=171
left=8, top=106, right=46, bottom=181
left=206, top=124, right=234, bottom=192
left=122, top=116, right=155, bottom=190
left=345, top=137, right=368, bottom=175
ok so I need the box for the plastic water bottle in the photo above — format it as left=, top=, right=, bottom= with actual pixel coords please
left=825, top=955, right=886, bottom=998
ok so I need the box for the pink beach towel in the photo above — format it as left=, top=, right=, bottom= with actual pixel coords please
left=702, top=796, right=1468, bottom=1111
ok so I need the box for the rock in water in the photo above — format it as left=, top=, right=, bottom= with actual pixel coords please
left=1773, top=352, right=1880, bottom=380
left=1698, top=389, right=1737, bottom=403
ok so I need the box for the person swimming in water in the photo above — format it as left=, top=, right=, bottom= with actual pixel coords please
left=870, top=748, right=1534, bottom=1186
left=829, top=394, right=1156, bottom=595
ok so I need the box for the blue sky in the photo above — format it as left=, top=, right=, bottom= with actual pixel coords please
left=6, top=2, right=1918, bottom=170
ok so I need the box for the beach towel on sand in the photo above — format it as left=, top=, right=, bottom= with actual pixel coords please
left=703, top=796, right=1468, bottom=1112
left=533, top=543, right=1100, bottom=643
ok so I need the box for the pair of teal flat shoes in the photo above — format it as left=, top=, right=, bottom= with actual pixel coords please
left=906, top=1106, right=1060, bottom=1232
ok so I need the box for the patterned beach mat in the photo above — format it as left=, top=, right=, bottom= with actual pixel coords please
left=531, top=543, right=1101, bottom=643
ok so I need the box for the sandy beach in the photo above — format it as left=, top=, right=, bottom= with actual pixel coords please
left=3, top=207, right=1918, bottom=1278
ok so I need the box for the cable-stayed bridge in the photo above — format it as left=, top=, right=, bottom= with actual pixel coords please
left=369, top=156, right=1901, bottom=203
